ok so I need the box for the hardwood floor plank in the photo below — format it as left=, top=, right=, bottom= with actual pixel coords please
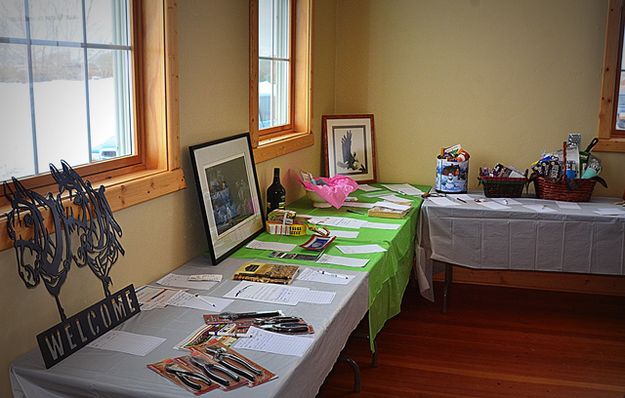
left=318, top=283, right=625, bottom=398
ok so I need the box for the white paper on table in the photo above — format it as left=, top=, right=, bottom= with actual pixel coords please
left=296, top=268, right=354, bottom=285
left=298, top=289, right=336, bottom=304
left=307, top=216, right=367, bottom=229
left=156, top=274, right=217, bottom=291
left=492, top=198, right=522, bottom=206
left=382, top=184, right=423, bottom=196
left=187, top=274, right=223, bottom=282
left=364, top=221, right=400, bottom=230
left=316, top=254, right=369, bottom=268
left=166, top=291, right=233, bottom=312
left=246, top=240, right=296, bottom=252
left=336, top=244, right=387, bottom=254
left=523, top=204, right=557, bottom=213
left=372, top=201, right=411, bottom=212
left=88, top=331, right=165, bottom=356
left=136, top=286, right=183, bottom=310
left=223, top=281, right=305, bottom=305
left=448, top=194, right=474, bottom=202
left=555, top=201, right=581, bottom=210
left=233, top=327, right=313, bottom=357
left=328, top=230, right=359, bottom=239
left=428, top=197, right=461, bottom=207
left=379, top=194, right=412, bottom=204
left=594, top=207, right=625, bottom=216
left=342, top=202, right=375, bottom=209
left=477, top=201, right=511, bottom=210
left=358, top=184, right=381, bottom=192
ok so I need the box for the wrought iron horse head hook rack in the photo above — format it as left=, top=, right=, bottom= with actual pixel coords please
left=4, top=160, right=125, bottom=322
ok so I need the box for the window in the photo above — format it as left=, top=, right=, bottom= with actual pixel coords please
left=597, top=0, right=625, bottom=152
left=0, top=0, right=135, bottom=182
left=0, top=0, right=185, bottom=252
left=249, top=0, right=313, bottom=163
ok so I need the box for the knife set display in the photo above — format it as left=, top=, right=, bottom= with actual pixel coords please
left=149, top=341, right=275, bottom=395
left=204, top=310, right=315, bottom=335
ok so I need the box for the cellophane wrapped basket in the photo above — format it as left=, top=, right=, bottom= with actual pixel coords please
left=533, top=176, right=596, bottom=202
left=478, top=176, right=527, bottom=198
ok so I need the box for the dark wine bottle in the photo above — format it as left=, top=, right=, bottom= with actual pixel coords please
left=266, top=168, right=286, bottom=217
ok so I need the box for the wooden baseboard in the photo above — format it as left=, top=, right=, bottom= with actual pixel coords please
left=433, top=266, right=625, bottom=297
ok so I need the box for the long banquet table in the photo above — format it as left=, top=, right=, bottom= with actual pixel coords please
left=416, top=194, right=625, bottom=304
left=11, top=257, right=368, bottom=398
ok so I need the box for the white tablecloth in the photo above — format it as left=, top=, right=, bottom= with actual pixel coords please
left=10, top=257, right=368, bottom=398
left=416, top=195, right=625, bottom=301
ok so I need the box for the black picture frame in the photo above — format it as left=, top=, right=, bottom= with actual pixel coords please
left=189, top=133, right=265, bottom=264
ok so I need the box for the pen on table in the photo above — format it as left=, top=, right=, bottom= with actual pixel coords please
left=456, top=197, right=467, bottom=204
left=346, top=209, right=365, bottom=215
left=317, top=269, right=350, bottom=279
left=194, top=294, right=216, bottom=307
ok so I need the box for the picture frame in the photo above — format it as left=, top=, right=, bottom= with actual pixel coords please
left=322, top=114, right=377, bottom=183
left=189, top=133, right=265, bottom=264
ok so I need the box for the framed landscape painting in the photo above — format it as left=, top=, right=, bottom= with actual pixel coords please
left=189, top=133, right=265, bottom=264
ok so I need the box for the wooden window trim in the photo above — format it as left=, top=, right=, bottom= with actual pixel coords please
left=0, top=0, right=186, bottom=252
left=250, top=0, right=314, bottom=163
left=597, top=0, right=625, bottom=152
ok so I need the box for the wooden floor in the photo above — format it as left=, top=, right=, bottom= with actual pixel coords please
left=317, top=282, right=625, bottom=398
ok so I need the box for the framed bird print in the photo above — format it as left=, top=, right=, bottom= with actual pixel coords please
left=322, top=114, right=377, bottom=182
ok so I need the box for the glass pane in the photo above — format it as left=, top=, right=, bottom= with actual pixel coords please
left=616, top=74, right=625, bottom=131
left=86, top=0, right=130, bottom=45
left=88, top=48, right=133, bottom=161
left=32, top=45, right=89, bottom=171
left=0, top=0, right=26, bottom=38
left=258, top=0, right=290, bottom=59
left=29, top=0, right=83, bottom=42
left=258, top=59, right=289, bottom=129
left=0, top=44, right=35, bottom=181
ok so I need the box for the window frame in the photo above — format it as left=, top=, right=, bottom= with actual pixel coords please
left=249, top=0, right=314, bottom=163
left=0, top=0, right=186, bottom=252
left=597, top=0, right=625, bottom=152
left=256, top=0, right=296, bottom=138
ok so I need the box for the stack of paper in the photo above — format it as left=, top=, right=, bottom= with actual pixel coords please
left=166, top=291, right=233, bottom=312
left=382, top=184, right=423, bottom=196
left=336, top=244, right=386, bottom=254
left=316, top=254, right=369, bottom=267
left=136, top=286, right=183, bottom=310
left=233, top=327, right=313, bottom=357
left=296, top=268, right=354, bottom=285
left=88, top=331, right=166, bottom=356
left=357, top=184, right=381, bottom=192
left=156, top=274, right=218, bottom=291
left=307, top=216, right=367, bottom=229
left=223, top=281, right=336, bottom=305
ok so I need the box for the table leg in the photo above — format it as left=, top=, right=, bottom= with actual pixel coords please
left=338, top=355, right=361, bottom=393
left=443, top=263, right=453, bottom=314
left=371, top=338, right=379, bottom=368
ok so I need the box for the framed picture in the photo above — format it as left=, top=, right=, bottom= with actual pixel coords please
left=322, top=114, right=377, bottom=182
left=189, top=133, right=265, bottom=264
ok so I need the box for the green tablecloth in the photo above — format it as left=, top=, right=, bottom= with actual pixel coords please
left=232, top=183, right=429, bottom=350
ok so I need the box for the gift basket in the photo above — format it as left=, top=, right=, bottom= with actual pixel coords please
left=530, top=135, right=606, bottom=202
left=478, top=164, right=528, bottom=198
left=435, top=144, right=470, bottom=194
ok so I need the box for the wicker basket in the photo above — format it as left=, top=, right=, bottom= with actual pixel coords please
left=478, top=176, right=527, bottom=198
left=533, top=176, right=596, bottom=202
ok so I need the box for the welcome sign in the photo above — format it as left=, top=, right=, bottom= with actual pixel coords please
left=4, top=161, right=132, bottom=368
left=37, top=285, right=140, bottom=368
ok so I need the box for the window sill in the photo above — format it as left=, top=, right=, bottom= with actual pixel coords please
left=0, top=168, right=186, bottom=252
left=253, top=132, right=314, bottom=163
left=594, top=137, right=625, bottom=152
